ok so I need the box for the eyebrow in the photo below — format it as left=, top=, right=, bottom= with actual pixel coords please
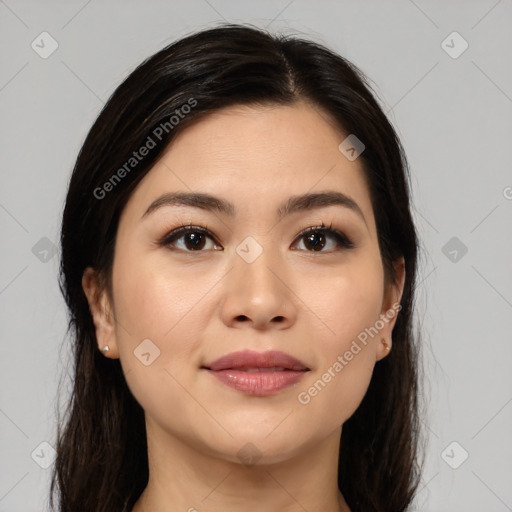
left=141, top=191, right=367, bottom=226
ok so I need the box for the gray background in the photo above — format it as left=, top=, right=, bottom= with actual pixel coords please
left=1, top=1, right=511, bottom=511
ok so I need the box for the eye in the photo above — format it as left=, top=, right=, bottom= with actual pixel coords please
left=159, top=225, right=221, bottom=252
left=158, top=223, right=354, bottom=253
left=292, top=223, right=355, bottom=253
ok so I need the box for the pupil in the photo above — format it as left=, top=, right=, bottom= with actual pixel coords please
left=306, top=233, right=325, bottom=251
left=186, top=232, right=205, bottom=250
left=183, top=232, right=328, bottom=251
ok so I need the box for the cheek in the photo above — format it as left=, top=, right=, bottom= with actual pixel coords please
left=330, top=272, right=384, bottom=345
left=111, top=255, right=212, bottom=426
left=110, top=250, right=229, bottom=390
left=293, top=255, right=384, bottom=424
left=303, top=251, right=384, bottom=350
left=112, top=252, right=214, bottom=348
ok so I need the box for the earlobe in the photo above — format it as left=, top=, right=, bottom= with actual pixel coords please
left=82, top=267, right=119, bottom=358
left=377, top=338, right=392, bottom=361
left=376, top=257, right=405, bottom=361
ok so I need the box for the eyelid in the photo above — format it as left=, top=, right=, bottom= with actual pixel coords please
left=157, top=224, right=219, bottom=248
left=158, top=222, right=355, bottom=252
left=292, top=223, right=355, bottom=250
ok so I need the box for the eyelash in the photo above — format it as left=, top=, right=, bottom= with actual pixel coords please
left=157, top=222, right=355, bottom=253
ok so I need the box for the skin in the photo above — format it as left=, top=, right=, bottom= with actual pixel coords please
left=82, top=101, right=405, bottom=512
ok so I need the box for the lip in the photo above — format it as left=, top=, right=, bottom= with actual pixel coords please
left=204, top=349, right=309, bottom=372
left=202, top=350, right=310, bottom=396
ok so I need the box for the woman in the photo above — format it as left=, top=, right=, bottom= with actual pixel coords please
left=52, top=23, right=422, bottom=512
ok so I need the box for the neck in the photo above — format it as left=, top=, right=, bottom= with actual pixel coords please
left=132, top=417, right=350, bottom=512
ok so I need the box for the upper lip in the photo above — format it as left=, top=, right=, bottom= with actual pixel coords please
left=203, top=350, right=310, bottom=371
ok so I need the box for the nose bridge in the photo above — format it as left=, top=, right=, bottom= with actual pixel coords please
left=233, top=235, right=285, bottom=299
left=219, top=235, right=296, bottom=329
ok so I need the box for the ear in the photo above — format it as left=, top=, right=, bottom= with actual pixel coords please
left=376, top=256, right=405, bottom=361
left=82, top=267, right=119, bottom=358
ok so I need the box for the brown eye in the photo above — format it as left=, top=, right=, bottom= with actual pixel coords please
left=182, top=232, right=207, bottom=250
left=304, top=232, right=327, bottom=251
left=160, top=226, right=221, bottom=252
left=293, top=226, right=354, bottom=253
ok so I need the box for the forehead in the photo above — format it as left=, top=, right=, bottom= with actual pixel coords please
left=120, top=101, right=375, bottom=229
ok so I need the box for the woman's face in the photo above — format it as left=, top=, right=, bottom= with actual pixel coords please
left=84, top=101, right=403, bottom=464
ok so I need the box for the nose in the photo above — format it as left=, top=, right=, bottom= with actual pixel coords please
left=219, top=248, right=297, bottom=331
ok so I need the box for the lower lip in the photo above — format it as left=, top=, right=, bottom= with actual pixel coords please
left=205, top=369, right=308, bottom=396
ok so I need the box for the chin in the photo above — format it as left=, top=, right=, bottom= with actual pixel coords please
left=205, top=429, right=311, bottom=467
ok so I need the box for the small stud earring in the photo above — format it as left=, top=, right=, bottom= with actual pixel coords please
left=100, top=345, right=110, bottom=355
left=382, top=339, right=391, bottom=352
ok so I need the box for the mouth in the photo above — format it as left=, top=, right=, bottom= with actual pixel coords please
left=223, top=366, right=293, bottom=372
left=202, top=349, right=310, bottom=372
left=201, top=350, right=310, bottom=396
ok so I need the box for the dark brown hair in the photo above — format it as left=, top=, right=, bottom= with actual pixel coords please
left=52, top=23, right=422, bottom=512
